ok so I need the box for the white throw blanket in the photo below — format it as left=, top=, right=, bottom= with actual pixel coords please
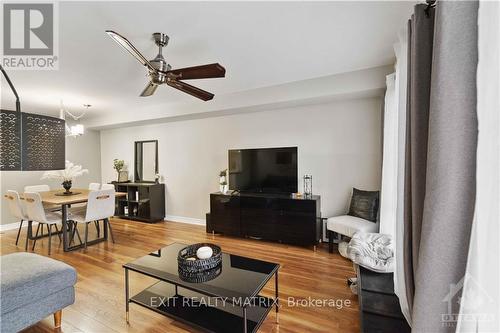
left=346, top=232, right=394, bottom=273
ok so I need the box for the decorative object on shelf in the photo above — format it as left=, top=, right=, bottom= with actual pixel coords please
left=0, top=65, right=65, bottom=171
left=59, top=101, right=88, bottom=137
left=155, top=173, right=161, bottom=184
left=178, top=243, right=222, bottom=276
left=303, top=174, right=313, bottom=196
left=118, top=170, right=128, bottom=182
left=113, top=159, right=125, bottom=181
left=41, top=160, right=88, bottom=194
left=219, top=169, right=228, bottom=194
left=196, top=246, right=214, bottom=259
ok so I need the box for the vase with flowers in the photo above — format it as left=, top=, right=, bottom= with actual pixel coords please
left=113, top=159, right=125, bottom=182
left=41, top=160, right=89, bottom=194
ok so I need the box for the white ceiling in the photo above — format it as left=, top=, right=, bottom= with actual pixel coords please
left=1, top=1, right=415, bottom=123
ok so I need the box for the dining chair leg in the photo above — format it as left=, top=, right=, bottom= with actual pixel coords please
left=69, top=222, right=76, bottom=245
left=69, top=221, right=79, bottom=245
left=84, top=223, right=89, bottom=250
left=75, top=223, right=83, bottom=244
left=107, top=218, right=115, bottom=243
left=48, top=224, right=52, bottom=255
left=54, top=224, right=62, bottom=242
left=32, top=224, right=41, bottom=251
left=25, top=221, right=30, bottom=252
left=94, top=220, right=100, bottom=237
left=15, top=219, right=24, bottom=245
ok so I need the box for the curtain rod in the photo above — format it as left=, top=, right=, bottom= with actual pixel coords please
left=425, top=0, right=437, bottom=17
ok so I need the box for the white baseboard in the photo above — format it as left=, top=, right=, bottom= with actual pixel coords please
left=0, top=221, right=39, bottom=232
left=1, top=217, right=206, bottom=231
left=165, top=215, right=206, bottom=226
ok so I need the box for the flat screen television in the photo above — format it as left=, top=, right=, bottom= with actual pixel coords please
left=228, top=147, right=298, bottom=194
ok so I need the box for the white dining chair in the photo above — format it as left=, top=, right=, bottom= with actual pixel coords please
left=70, top=189, right=116, bottom=249
left=23, top=185, right=60, bottom=238
left=23, top=192, right=62, bottom=255
left=101, top=184, right=115, bottom=190
left=87, top=183, right=104, bottom=236
left=4, top=190, right=31, bottom=250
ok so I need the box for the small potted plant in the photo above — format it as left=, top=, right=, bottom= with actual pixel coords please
left=41, top=160, right=89, bottom=194
left=113, top=159, right=125, bottom=182
left=219, top=169, right=228, bottom=194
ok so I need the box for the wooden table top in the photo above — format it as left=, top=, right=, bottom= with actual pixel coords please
left=29, top=189, right=126, bottom=205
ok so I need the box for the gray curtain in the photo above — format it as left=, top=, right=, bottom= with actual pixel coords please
left=404, top=1, right=478, bottom=332
left=403, top=4, right=435, bottom=317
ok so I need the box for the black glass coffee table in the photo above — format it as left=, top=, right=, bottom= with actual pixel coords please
left=123, top=243, right=280, bottom=333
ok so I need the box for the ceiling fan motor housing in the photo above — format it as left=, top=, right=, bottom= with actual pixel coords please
left=153, top=33, right=169, bottom=47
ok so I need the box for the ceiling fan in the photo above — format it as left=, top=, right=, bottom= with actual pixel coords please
left=105, top=31, right=225, bottom=101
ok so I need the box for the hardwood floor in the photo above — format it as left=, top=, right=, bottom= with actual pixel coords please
left=0, top=219, right=359, bottom=333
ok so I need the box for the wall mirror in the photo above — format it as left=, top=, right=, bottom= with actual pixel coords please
left=134, top=140, right=158, bottom=182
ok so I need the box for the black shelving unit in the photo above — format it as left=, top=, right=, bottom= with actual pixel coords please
left=113, top=182, right=165, bottom=223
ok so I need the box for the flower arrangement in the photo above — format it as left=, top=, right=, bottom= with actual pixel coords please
left=41, top=160, right=88, bottom=193
left=113, top=159, right=125, bottom=182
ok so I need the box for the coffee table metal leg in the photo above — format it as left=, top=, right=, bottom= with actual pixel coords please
left=125, top=268, right=130, bottom=323
left=243, top=306, right=247, bottom=333
left=275, top=269, right=279, bottom=324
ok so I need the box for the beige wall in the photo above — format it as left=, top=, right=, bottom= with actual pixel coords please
left=0, top=130, right=102, bottom=226
left=100, top=97, right=383, bottom=222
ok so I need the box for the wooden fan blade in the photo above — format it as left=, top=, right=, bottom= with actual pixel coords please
left=167, top=80, right=214, bottom=101
left=167, top=63, right=225, bottom=80
left=105, top=30, right=156, bottom=72
left=140, top=81, right=158, bottom=97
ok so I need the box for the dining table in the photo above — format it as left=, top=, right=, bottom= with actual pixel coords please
left=25, top=188, right=127, bottom=252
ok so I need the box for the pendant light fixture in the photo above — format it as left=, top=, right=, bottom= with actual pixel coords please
left=0, top=65, right=66, bottom=171
left=59, top=101, right=88, bottom=137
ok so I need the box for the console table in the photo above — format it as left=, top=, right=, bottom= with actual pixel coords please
left=208, top=192, right=321, bottom=246
left=113, top=182, right=165, bottom=223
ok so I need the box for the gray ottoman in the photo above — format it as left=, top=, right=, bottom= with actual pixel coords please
left=0, top=253, right=77, bottom=333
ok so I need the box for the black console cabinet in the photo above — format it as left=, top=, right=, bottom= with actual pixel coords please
left=209, top=192, right=321, bottom=246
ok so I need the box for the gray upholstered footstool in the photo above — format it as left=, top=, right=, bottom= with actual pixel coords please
left=0, top=252, right=77, bottom=333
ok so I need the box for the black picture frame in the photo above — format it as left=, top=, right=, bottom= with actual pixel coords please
left=134, top=140, right=158, bottom=182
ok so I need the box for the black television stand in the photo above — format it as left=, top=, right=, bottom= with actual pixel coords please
left=207, top=191, right=321, bottom=246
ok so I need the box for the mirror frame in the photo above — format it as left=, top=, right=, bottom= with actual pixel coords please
left=134, top=140, right=158, bottom=183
